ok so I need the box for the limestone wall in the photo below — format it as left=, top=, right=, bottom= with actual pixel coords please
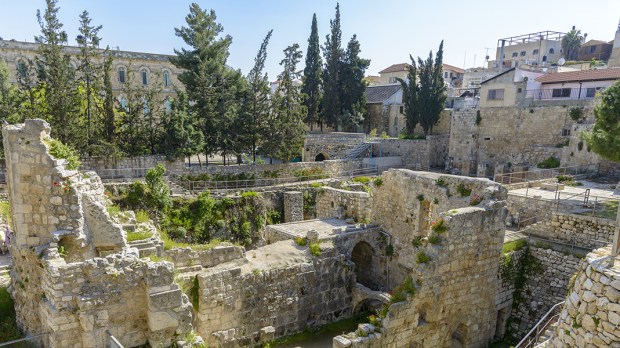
left=316, top=187, right=372, bottom=222
left=507, top=193, right=574, bottom=228
left=505, top=247, right=581, bottom=341
left=81, top=155, right=185, bottom=179
left=333, top=170, right=508, bottom=347
left=448, top=106, right=595, bottom=177
left=164, top=244, right=245, bottom=268
left=371, top=135, right=449, bottom=169
left=524, top=212, right=615, bottom=249
left=303, top=132, right=366, bottom=161
left=196, top=243, right=354, bottom=347
left=548, top=247, right=620, bottom=347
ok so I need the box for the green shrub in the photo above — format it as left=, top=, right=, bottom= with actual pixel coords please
left=145, top=164, right=171, bottom=211
left=399, top=133, right=426, bottom=140
left=412, top=236, right=423, bottom=248
left=135, top=210, right=150, bottom=223
left=0, top=201, right=12, bottom=226
left=241, top=191, right=259, bottom=198
left=373, top=177, right=383, bottom=187
left=126, top=181, right=147, bottom=209
left=266, top=209, right=282, bottom=225
left=435, top=177, right=448, bottom=187
left=309, top=243, right=321, bottom=256
left=428, top=234, right=441, bottom=244
left=416, top=251, right=430, bottom=264
left=502, top=239, right=527, bottom=254
left=46, top=138, right=81, bottom=170
left=537, top=157, right=561, bottom=169
left=431, top=218, right=448, bottom=233
left=416, top=194, right=425, bottom=202
left=569, top=107, right=583, bottom=121
left=167, top=226, right=187, bottom=240
left=107, top=204, right=121, bottom=217
left=456, top=183, right=471, bottom=197
left=475, top=110, right=482, bottom=125
left=0, top=287, right=22, bottom=342
left=294, top=236, right=307, bottom=246
left=577, top=140, right=584, bottom=151
left=352, top=176, right=371, bottom=184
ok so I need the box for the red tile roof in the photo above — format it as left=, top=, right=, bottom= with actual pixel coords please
left=379, top=63, right=409, bottom=74
left=535, top=68, right=620, bottom=84
left=378, top=63, right=464, bottom=74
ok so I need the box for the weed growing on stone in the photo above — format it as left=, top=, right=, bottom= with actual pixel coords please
left=135, top=210, right=150, bottom=223
left=294, top=236, right=307, bottom=247
left=252, top=268, right=261, bottom=276
left=431, top=218, right=448, bottom=234
left=412, top=236, right=423, bottom=248
left=352, top=176, right=370, bottom=184
left=537, top=156, right=560, bottom=169
left=416, top=194, right=424, bottom=202
left=428, top=234, right=441, bottom=244
left=107, top=204, right=121, bottom=217
left=309, top=243, right=321, bottom=256
left=435, top=177, right=448, bottom=187
left=0, top=201, right=11, bottom=226
left=373, top=177, right=383, bottom=187
left=416, top=251, right=430, bottom=264
left=456, top=183, right=471, bottom=197
left=469, top=194, right=482, bottom=206
left=45, top=138, right=81, bottom=170
left=502, top=239, right=527, bottom=254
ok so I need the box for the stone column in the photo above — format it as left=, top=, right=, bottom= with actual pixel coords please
left=283, top=191, right=303, bottom=222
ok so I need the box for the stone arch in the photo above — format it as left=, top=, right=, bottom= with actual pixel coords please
left=315, top=153, right=327, bottom=162
left=351, top=241, right=378, bottom=290
left=353, top=298, right=383, bottom=314
left=450, top=323, right=468, bottom=348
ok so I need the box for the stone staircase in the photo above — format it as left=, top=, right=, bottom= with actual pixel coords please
left=343, top=142, right=372, bottom=160
left=0, top=263, right=11, bottom=286
left=123, top=224, right=164, bottom=258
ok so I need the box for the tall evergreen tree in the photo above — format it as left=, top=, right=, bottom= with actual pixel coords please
left=246, top=30, right=273, bottom=162
left=76, top=10, right=104, bottom=155
left=339, top=34, right=370, bottom=131
left=322, top=3, right=343, bottom=131
left=161, top=92, right=204, bottom=161
left=301, top=14, right=322, bottom=130
left=171, top=4, right=233, bottom=165
left=417, top=41, right=446, bottom=135
left=265, top=44, right=306, bottom=163
left=397, top=56, right=420, bottom=135
left=100, top=51, right=117, bottom=153
left=35, top=0, right=82, bottom=146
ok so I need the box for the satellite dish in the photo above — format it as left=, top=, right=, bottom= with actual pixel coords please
left=558, top=58, right=566, bottom=66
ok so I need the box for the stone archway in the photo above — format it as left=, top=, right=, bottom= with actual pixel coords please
left=315, top=153, right=327, bottom=162
left=353, top=298, right=383, bottom=314
left=351, top=241, right=378, bottom=290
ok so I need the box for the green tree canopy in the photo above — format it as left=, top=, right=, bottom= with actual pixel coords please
left=561, top=27, right=583, bottom=61
left=321, top=3, right=343, bottom=131
left=302, top=14, right=323, bottom=130
left=584, top=81, right=620, bottom=162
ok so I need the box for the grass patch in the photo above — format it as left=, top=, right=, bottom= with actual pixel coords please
left=294, top=236, right=307, bottom=247
left=0, top=287, right=22, bottom=343
left=309, top=243, right=321, bottom=257
left=271, top=311, right=370, bottom=347
left=416, top=251, right=430, bottom=264
left=107, top=204, right=121, bottom=217
left=502, top=239, right=527, bottom=254
left=352, top=176, right=371, bottom=184
left=591, top=200, right=619, bottom=220
left=135, top=210, right=150, bottom=223
left=456, top=183, right=471, bottom=197
left=126, top=231, right=153, bottom=242
left=161, top=231, right=223, bottom=251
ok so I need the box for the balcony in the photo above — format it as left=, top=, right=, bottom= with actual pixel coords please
left=526, top=87, right=597, bottom=101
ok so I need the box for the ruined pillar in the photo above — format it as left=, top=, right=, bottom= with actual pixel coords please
left=283, top=191, right=304, bottom=222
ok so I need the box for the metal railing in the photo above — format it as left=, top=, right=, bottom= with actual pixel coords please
left=106, top=330, right=124, bottom=348
left=93, top=167, right=153, bottom=181
left=515, top=301, right=565, bottom=348
left=526, top=88, right=596, bottom=100
left=494, top=164, right=598, bottom=185
left=0, top=333, right=48, bottom=347
left=168, top=166, right=382, bottom=194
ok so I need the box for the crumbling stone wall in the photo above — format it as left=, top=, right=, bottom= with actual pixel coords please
left=524, top=212, right=615, bottom=249
left=316, top=187, right=371, bottom=222
left=333, top=170, right=508, bottom=347
left=548, top=247, right=620, bottom=347
left=283, top=191, right=304, bottom=222
left=303, top=132, right=367, bottom=161
left=370, top=135, right=449, bottom=169
left=507, top=194, right=575, bottom=228
left=3, top=119, right=194, bottom=347
left=195, top=242, right=354, bottom=347
left=164, top=244, right=245, bottom=269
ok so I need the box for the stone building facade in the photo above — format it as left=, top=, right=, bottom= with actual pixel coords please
left=0, top=39, right=180, bottom=105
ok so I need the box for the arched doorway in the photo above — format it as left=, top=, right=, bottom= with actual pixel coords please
left=315, top=153, right=326, bottom=161
left=351, top=241, right=377, bottom=290
left=353, top=299, right=383, bottom=314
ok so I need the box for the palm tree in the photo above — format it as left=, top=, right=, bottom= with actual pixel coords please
left=561, top=27, right=583, bottom=61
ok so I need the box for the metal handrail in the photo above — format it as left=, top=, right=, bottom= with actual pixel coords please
left=515, top=301, right=565, bottom=348
left=106, top=330, right=124, bottom=348
left=494, top=164, right=598, bottom=185
left=0, top=332, right=48, bottom=347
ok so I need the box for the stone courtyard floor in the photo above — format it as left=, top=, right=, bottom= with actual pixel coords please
left=267, top=218, right=362, bottom=239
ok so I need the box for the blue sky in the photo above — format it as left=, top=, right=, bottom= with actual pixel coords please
left=1, top=1, right=619, bottom=79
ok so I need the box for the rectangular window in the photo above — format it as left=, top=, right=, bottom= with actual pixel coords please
left=532, top=49, right=539, bottom=55
left=562, top=129, right=571, bottom=136
left=512, top=52, right=518, bottom=57
left=444, top=72, right=449, bottom=78
left=399, top=106, right=404, bottom=114
left=586, top=88, right=596, bottom=98
left=589, top=46, right=596, bottom=54
left=389, top=76, right=397, bottom=83
left=520, top=51, right=526, bottom=56
left=487, top=89, right=505, bottom=100
left=551, top=88, right=571, bottom=98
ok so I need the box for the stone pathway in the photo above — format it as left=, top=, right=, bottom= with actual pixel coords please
left=0, top=253, right=12, bottom=287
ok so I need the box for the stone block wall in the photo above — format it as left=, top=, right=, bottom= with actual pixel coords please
left=3, top=119, right=195, bottom=347
left=195, top=243, right=354, bottom=347
left=507, top=194, right=574, bottom=228
left=316, top=187, right=371, bottom=222
left=283, top=191, right=304, bottom=222
left=333, top=169, right=508, bottom=347
left=505, top=247, right=581, bottom=340
left=303, top=132, right=367, bottom=161
left=548, top=247, right=620, bottom=347
left=371, top=135, right=449, bottom=170
left=523, top=212, right=615, bottom=249
left=164, top=244, right=245, bottom=268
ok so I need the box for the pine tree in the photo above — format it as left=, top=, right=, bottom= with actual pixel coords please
left=76, top=10, right=104, bottom=155
left=161, top=92, right=204, bottom=161
left=35, top=0, right=82, bottom=146
left=246, top=30, right=273, bottom=162
left=267, top=44, right=306, bottom=162
left=322, top=3, right=343, bottom=131
left=339, top=34, right=370, bottom=131
left=584, top=81, right=620, bottom=162
left=171, top=4, right=233, bottom=165
left=397, top=56, right=420, bottom=135
left=417, top=41, right=446, bottom=135
left=301, top=14, right=322, bottom=130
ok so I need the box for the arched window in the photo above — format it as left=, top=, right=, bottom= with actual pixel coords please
left=163, top=70, right=171, bottom=87
left=164, top=98, right=172, bottom=114
left=16, top=59, right=27, bottom=79
left=141, top=68, right=148, bottom=85
left=549, top=48, right=555, bottom=54
left=118, top=67, right=126, bottom=84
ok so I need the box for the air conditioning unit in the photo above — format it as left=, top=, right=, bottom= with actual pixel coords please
left=523, top=77, right=529, bottom=82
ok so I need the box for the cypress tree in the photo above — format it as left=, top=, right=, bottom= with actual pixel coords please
left=339, top=34, right=370, bottom=131
left=322, top=3, right=343, bottom=131
left=397, top=56, right=420, bottom=135
left=301, top=14, right=322, bottom=131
